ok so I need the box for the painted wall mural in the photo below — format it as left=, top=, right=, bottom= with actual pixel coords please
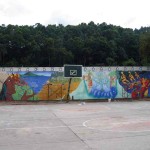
left=0, top=67, right=150, bottom=101
left=118, top=71, right=150, bottom=99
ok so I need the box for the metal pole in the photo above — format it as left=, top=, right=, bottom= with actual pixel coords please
left=61, top=84, right=62, bottom=100
left=48, top=84, right=49, bottom=100
left=66, top=78, right=72, bottom=103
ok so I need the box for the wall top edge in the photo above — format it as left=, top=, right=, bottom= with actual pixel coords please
left=0, top=66, right=149, bottom=72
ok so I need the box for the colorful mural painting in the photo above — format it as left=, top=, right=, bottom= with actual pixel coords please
left=0, top=67, right=150, bottom=101
left=118, top=71, right=150, bottom=99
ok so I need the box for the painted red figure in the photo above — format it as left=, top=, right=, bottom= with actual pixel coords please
left=3, top=74, right=34, bottom=101
left=140, top=78, right=150, bottom=98
left=131, top=82, right=141, bottom=99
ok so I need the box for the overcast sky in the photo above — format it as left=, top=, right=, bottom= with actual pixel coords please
left=0, top=0, right=150, bottom=29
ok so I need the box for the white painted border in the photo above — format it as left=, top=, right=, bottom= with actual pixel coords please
left=83, top=118, right=150, bottom=133
left=0, top=66, right=149, bottom=72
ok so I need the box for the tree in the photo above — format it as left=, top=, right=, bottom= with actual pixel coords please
left=0, top=22, right=149, bottom=66
left=0, top=44, right=7, bottom=66
left=139, top=32, right=150, bottom=65
left=122, top=58, right=136, bottom=66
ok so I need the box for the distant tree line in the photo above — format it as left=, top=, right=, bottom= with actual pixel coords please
left=0, top=22, right=150, bottom=67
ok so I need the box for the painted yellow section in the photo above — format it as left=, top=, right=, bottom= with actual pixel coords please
left=0, top=72, right=9, bottom=91
left=144, top=89, right=148, bottom=96
left=37, top=81, right=80, bottom=100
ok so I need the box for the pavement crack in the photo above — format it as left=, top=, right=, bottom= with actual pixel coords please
left=51, top=111, right=92, bottom=150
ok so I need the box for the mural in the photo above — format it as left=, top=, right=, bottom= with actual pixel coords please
left=118, top=71, right=150, bottom=99
left=70, top=70, right=118, bottom=99
left=0, top=70, right=81, bottom=101
left=0, top=67, right=150, bottom=101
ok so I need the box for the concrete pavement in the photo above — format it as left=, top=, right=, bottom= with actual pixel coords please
left=0, top=101, right=150, bottom=150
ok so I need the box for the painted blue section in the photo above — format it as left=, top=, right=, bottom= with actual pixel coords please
left=90, top=86, right=117, bottom=99
left=21, top=76, right=50, bottom=94
left=148, top=87, right=150, bottom=96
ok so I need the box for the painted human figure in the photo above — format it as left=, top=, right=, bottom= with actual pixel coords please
left=140, top=78, right=150, bottom=98
left=135, top=72, right=140, bottom=80
left=128, top=71, right=135, bottom=82
left=121, top=72, right=129, bottom=84
left=83, top=73, right=93, bottom=93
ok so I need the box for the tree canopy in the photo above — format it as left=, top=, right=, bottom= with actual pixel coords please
left=0, top=22, right=150, bottom=67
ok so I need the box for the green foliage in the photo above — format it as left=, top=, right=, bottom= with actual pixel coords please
left=106, top=57, right=116, bottom=66
left=140, top=32, right=150, bottom=65
left=122, top=58, right=136, bottom=66
left=12, top=85, right=38, bottom=100
left=0, top=23, right=150, bottom=66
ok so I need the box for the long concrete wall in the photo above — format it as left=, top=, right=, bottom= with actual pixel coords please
left=0, top=67, right=150, bottom=101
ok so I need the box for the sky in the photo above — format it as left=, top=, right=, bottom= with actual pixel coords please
left=0, top=0, right=150, bottom=29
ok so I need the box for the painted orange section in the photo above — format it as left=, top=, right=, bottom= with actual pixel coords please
left=37, top=81, right=80, bottom=100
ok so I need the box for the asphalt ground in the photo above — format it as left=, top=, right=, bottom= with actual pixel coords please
left=0, top=100, right=150, bottom=150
